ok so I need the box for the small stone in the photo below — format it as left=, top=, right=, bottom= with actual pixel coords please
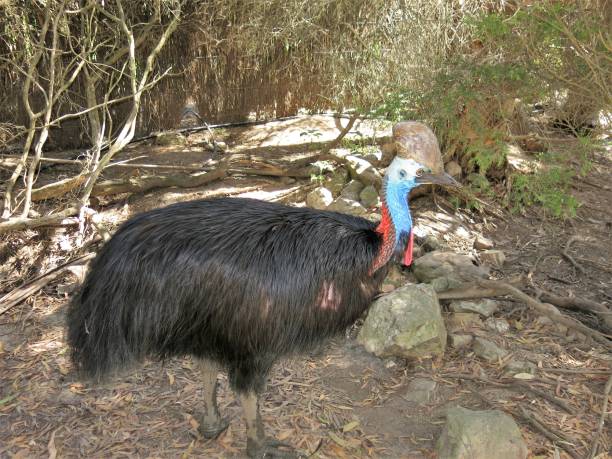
left=422, top=235, right=441, bottom=251
left=480, top=250, right=506, bottom=268
left=445, top=160, right=462, bottom=179
left=359, top=185, right=380, bottom=208
left=449, top=299, right=499, bottom=318
left=505, top=360, right=537, bottom=376
left=345, top=155, right=383, bottom=189
left=214, top=140, right=227, bottom=151
left=484, top=317, right=510, bottom=334
left=449, top=334, right=473, bottom=349
left=403, top=378, right=437, bottom=403
left=437, top=406, right=528, bottom=459
left=473, top=337, right=509, bottom=362
left=447, top=313, right=484, bottom=333
left=431, top=276, right=464, bottom=292
left=155, top=131, right=186, bottom=146
left=328, top=197, right=367, bottom=216
left=324, top=167, right=349, bottom=196
left=306, top=187, right=334, bottom=210
left=340, top=180, right=365, bottom=201
left=535, top=316, right=554, bottom=327
left=473, top=234, right=494, bottom=250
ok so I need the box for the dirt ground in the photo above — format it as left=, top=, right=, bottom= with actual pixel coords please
left=0, top=118, right=610, bottom=458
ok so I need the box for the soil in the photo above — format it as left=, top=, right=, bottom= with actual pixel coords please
left=0, top=117, right=610, bottom=458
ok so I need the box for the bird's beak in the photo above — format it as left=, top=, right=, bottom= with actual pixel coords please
left=415, top=172, right=461, bottom=187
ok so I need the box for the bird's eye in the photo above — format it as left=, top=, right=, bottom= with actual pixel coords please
left=415, top=168, right=424, bottom=177
left=399, top=169, right=407, bottom=179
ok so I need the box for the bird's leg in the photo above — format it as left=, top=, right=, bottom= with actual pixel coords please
left=239, top=391, right=298, bottom=458
left=195, top=358, right=229, bottom=439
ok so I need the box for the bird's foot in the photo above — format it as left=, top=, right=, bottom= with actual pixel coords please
left=247, top=438, right=300, bottom=458
left=197, top=415, right=230, bottom=439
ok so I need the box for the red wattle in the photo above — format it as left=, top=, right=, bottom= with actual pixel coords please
left=402, top=230, right=414, bottom=266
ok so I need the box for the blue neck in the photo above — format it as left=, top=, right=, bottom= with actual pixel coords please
left=382, top=178, right=414, bottom=244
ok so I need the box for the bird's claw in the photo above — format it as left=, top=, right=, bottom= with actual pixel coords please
left=247, top=438, right=301, bottom=458
left=197, top=416, right=230, bottom=439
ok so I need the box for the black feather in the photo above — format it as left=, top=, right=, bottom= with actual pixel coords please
left=67, top=197, right=387, bottom=393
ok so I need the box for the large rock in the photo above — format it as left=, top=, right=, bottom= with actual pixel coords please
left=340, top=179, right=365, bottom=201
left=306, top=187, right=333, bottom=210
left=358, top=284, right=446, bottom=359
left=437, top=406, right=528, bottom=459
left=359, top=185, right=380, bottom=208
left=328, top=197, right=367, bottom=216
left=412, top=251, right=489, bottom=292
left=345, top=155, right=383, bottom=189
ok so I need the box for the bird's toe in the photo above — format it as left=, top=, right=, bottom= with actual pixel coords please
left=247, top=438, right=301, bottom=458
left=198, top=416, right=230, bottom=439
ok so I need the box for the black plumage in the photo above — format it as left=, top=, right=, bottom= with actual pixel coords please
left=67, top=197, right=388, bottom=456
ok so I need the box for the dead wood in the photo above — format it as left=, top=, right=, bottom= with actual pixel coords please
left=588, top=372, right=612, bottom=459
left=517, top=406, right=581, bottom=459
left=0, top=252, right=94, bottom=316
left=536, top=288, right=612, bottom=334
left=31, top=174, right=88, bottom=201
left=437, top=279, right=612, bottom=350
left=0, top=206, right=80, bottom=235
left=562, top=235, right=589, bottom=275
left=90, top=167, right=227, bottom=197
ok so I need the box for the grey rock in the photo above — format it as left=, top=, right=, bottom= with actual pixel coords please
left=155, top=131, right=186, bottom=146
left=363, top=149, right=383, bottom=166
left=473, top=234, right=494, bottom=250
left=340, top=179, right=365, bottom=201
left=404, top=378, right=437, bottom=403
left=422, top=234, right=442, bottom=251
left=359, top=185, right=380, bottom=208
left=213, top=140, right=228, bottom=151
left=437, top=406, right=528, bottom=459
left=358, top=284, right=447, bottom=360
left=449, top=334, right=473, bottom=349
left=484, top=317, right=510, bottom=334
left=431, top=276, right=465, bottom=292
left=535, top=316, right=554, bottom=327
left=306, top=187, right=334, bottom=210
left=449, top=299, right=499, bottom=318
left=480, top=250, right=506, bottom=268
left=412, top=251, right=489, bottom=289
left=324, top=167, right=349, bottom=196
left=473, top=338, right=508, bottom=362
left=345, top=155, right=383, bottom=189
left=445, top=160, right=462, bottom=179
left=328, top=197, right=367, bottom=216
left=505, top=360, right=537, bottom=376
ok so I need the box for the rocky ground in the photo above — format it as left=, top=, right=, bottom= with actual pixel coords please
left=0, top=116, right=610, bottom=458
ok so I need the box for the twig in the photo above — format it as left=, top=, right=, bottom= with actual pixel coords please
left=535, top=287, right=612, bottom=333
left=0, top=252, right=94, bottom=316
left=512, top=380, right=574, bottom=414
left=588, top=373, right=612, bottom=459
left=562, top=235, right=589, bottom=275
left=518, top=406, right=581, bottom=459
left=540, top=368, right=611, bottom=375
left=476, top=279, right=612, bottom=349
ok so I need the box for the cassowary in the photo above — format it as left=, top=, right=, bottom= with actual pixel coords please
left=67, top=122, right=457, bottom=458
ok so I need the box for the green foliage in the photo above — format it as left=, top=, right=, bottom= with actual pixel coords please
left=509, top=166, right=579, bottom=218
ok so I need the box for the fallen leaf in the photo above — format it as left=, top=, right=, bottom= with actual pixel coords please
left=342, top=420, right=360, bottom=432
left=513, top=373, right=535, bottom=380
